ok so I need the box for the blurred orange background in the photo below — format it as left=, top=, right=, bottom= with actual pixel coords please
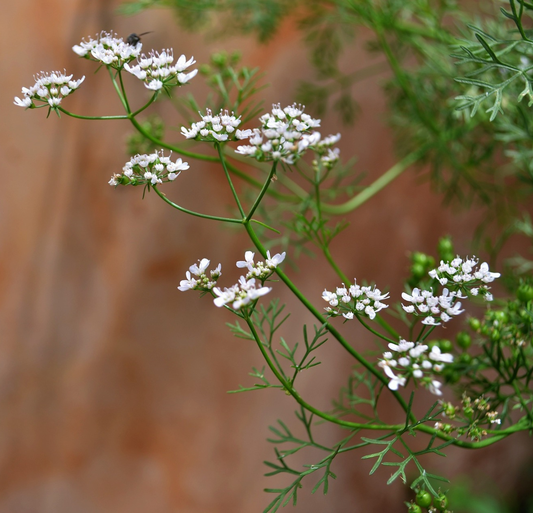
left=2, top=1, right=532, bottom=512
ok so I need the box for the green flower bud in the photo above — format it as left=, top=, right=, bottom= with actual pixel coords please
left=411, top=263, right=426, bottom=279
left=517, top=284, right=533, bottom=302
left=435, top=493, right=448, bottom=511
left=439, top=339, right=453, bottom=353
left=415, top=490, right=432, bottom=508
left=456, top=331, right=471, bottom=349
left=469, top=318, right=481, bottom=331
left=438, top=236, right=454, bottom=257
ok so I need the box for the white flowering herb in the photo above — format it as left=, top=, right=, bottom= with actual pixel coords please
left=401, top=287, right=465, bottom=326
left=213, top=276, right=271, bottom=310
left=236, top=250, right=286, bottom=281
left=234, top=103, right=341, bottom=166
left=73, top=31, right=143, bottom=70
left=428, top=256, right=500, bottom=301
left=181, top=108, right=242, bottom=142
left=16, top=20, right=532, bottom=513
left=379, top=339, right=453, bottom=395
left=125, top=50, right=197, bottom=91
left=322, top=279, right=389, bottom=320
left=109, top=151, right=189, bottom=187
left=14, top=71, right=85, bottom=111
left=178, top=259, right=221, bottom=292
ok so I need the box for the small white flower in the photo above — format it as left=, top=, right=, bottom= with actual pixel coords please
left=178, top=271, right=197, bottom=291
left=213, top=277, right=271, bottom=309
left=178, top=69, right=199, bottom=84
left=398, top=357, right=411, bottom=367
left=266, top=250, right=286, bottom=268
left=388, top=340, right=415, bottom=352
left=322, top=290, right=338, bottom=306
left=146, top=79, right=163, bottom=90
left=236, top=251, right=255, bottom=272
left=382, top=364, right=406, bottom=391
left=428, top=380, right=443, bottom=396
left=421, top=316, right=440, bottom=326
left=13, top=96, right=32, bottom=108
left=409, top=344, right=428, bottom=358
left=190, top=258, right=210, bottom=276
left=429, top=346, right=454, bottom=363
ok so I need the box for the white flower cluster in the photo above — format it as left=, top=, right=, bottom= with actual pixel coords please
left=181, top=108, right=243, bottom=142
left=401, top=287, right=465, bottom=326
left=235, top=103, right=341, bottom=165
left=378, top=340, right=454, bottom=395
left=109, top=150, right=189, bottom=187
left=322, top=279, right=389, bottom=320
left=14, top=70, right=85, bottom=109
left=428, top=256, right=500, bottom=301
left=178, top=250, right=286, bottom=310
left=178, top=259, right=221, bottom=292
left=125, top=50, right=197, bottom=91
left=213, top=277, right=271, bottom=310
left=236, top=250, right=286, bottom=280
left=313, top=133, right=342, bottom=170
left=72, top=31, right=142, bottom=69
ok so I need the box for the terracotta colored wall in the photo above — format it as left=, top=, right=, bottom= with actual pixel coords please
left=2, top=1, right=532, bottom=512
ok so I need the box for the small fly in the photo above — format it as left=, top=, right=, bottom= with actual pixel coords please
left=126, top=32, right=153, bottom=46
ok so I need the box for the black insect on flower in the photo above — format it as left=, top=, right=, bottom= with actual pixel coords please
left=126, top=32, right=152, bottom=46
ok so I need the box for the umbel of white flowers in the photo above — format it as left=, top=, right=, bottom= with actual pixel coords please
left=109, top=151, right=190, bottom=187
left=178, top=251, right=286, bottom=311
left=322, top=279, right=390, bottom=320
left=72, top=31, right=197, bottom=89
left=322, top=256, right=501, bottom=395
left=14, top=70, right=85, bottom=109
left=379, top=340, right=454, bottom=396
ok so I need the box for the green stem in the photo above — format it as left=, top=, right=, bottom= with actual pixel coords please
left=108, top=67, right=129, bottom=112
left=117, top=70, right=131, bottom=112
left=243, top=222, right=413, bottom=419
left=244, top=312, right=532, bottom=446
left=56, top=107, right=129, bottom=120
left=216, top=143, right=245, bottom=217
left=246, top=162, right=278, bottom=221
left=131, top=93, right=158, bottom=117
left=321, top=147, right=427, bottom=215
left=511, top=380, right=533, bottom=423
left=356, top=314, right=397, bottom=345
left=244, top=314, right=397, bottom=430
left=153, top=185, right=242, bottom=224
left=323, top=246, right=347, bottom=283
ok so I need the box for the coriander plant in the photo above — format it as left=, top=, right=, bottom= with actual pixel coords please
left=15, top=1, right=533, bottom=511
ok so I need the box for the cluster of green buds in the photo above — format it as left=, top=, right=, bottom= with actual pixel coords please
left=433, top=393, right=501, bottom=441
left=467, top=282, right=533, bottom=348
left=406, top=489, right=450, bottom=513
